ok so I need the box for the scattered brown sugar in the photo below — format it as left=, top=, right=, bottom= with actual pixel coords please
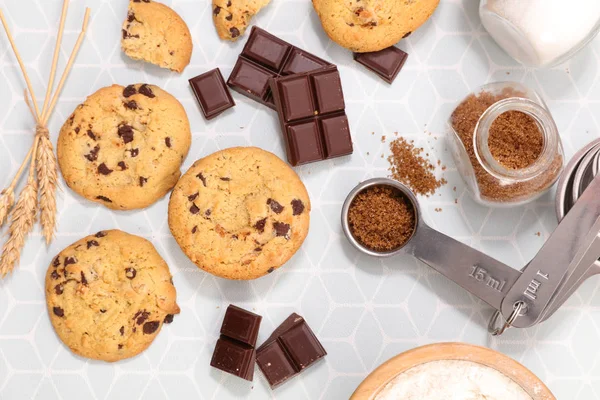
left=387, top=137, right=447, bottom=196
left=488, top=110, right=543, bottom=169
left=348, top=186, right=415, bottom=252
left=450, top=90, right=562, bottom=203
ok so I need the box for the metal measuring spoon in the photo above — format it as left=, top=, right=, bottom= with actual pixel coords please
left=556, top=138, right=600, bottom=221
left=571, top=144, right=600, bottom=206
left=540, top=144, right=600, bottom=321
left=504, top=169, right=600, bottom=328
left=341, top=178, right=521, bottom=311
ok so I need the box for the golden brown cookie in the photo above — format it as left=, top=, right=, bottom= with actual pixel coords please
left=45, top=230, right=180, bottom=362
left=168, top=147, right=311, bottom=280
left=312, top=0, right=439, bottom=52
left=122, top=0, right=193, bottom=72
left=57, top=84, right=191, bottom=210
left=212, top=0, right=271, bottom=41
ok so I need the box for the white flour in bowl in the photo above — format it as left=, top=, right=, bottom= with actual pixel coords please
left=375, top=360, right=533, bottom=400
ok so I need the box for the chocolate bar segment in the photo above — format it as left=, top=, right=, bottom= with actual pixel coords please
left=256, top=313, right=326, bottom=389
left=210, top=304, right=262, bottom=381
left=228, top=58, right=276, bottom=105
left=221, top=305, right=262, bottom=347
left=210, top=337, right=255, bottom=380
left=228, top=27, right=331, bottom=109
left=354, top=46, right=408, bottom=84
left=269, top=65, right=353, bottom=166
left=189, top=68, right=235, bottom=120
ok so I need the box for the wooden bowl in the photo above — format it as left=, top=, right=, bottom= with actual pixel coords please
left=351, top=342, right=555, bottom=400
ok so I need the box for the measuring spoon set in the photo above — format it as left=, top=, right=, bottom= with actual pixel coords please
left=341, top=140, right=600, bottom=335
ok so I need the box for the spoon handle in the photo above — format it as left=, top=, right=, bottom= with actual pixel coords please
left=405, top=223, right=521, bottom=310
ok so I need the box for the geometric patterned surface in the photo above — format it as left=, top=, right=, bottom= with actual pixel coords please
left=0, top=0, right=598, bottom=398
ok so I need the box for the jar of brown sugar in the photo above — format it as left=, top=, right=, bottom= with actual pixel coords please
left=448, top=82, right=564, bottom=207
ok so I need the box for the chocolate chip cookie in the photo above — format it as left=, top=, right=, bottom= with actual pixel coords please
left=45, top=230, right=180, bottom=362
left=57, top=84, right=191, bottom=210
left=168, top=147, right=311, bottom=280
left=212, top=0, right=272, bottom=41
left=312, top=0, right=439, bottom=52
left=122, top=0, right=193, bottom=72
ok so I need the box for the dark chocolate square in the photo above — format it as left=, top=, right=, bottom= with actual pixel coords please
left=228, top=58, right=276, bottom=102
left=280, top=76, right=316, bottom=122
left=312, top=69, right=345, bottom=115
left=210, top=337, right=255, bottom=381
left=281, top=48, right=329, bottom=76
left=189, top=68, right=235, bottom=120
left=354, top=46, right=408, bottom=84
left=256, top=341, right=298, bottom=388
left=242, top=29, right=291, bottom=71
left=320, top=114, right=353, bottom=158
left=287, top=121, right=324, bottom=165
left=256, top=313, right=327, bottom=389
left=220, top=305, right=262, bottom=347
left=279, top=323, right=326, bottom=369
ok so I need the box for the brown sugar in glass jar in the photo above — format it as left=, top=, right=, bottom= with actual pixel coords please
left=449, top=82, right=564, bottom=207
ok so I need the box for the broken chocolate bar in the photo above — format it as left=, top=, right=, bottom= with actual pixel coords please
left=256, top=313, right=326, bottom=389
left=269, top=65, right=353, bottom=166
left=227, top=26, right=332, bottom=109
left=354, top=46, right=408, bottom=84
left=210, top=305, right=262, bottom=381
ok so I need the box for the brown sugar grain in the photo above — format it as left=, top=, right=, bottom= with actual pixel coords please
left=451, top=90, right=562, bottom=203
left=348, top=186, right=416, bottom=252
left=488, top=110, right=543, bottom=169
left=388, top=137, right=446, bottom=197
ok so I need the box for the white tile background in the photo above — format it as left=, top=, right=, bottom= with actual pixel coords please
left=0, top=0, right=599, bottom=398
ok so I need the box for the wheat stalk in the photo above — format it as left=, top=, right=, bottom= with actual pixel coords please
left=0, top=141, right=39, bottom=277
left=36, top=129, right=58, bottom=244
left=0, top=190, right=15, bottom=227
left=0, top=2, right=91, bottom=277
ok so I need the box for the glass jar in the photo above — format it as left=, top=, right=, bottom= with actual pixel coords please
left=480, top=0, right=600, bottom=67
left=448, top=82, right=564, bottom=207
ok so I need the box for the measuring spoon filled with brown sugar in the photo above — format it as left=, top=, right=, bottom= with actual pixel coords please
left=341, top=178, right=521, bottom=312
left=342, top=177, right=600, bottom=334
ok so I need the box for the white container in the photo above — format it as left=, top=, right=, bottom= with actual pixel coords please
left=480, top=0, right=600, bottom=67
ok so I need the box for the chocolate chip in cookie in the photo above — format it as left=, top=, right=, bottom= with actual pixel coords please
left=64, top=257, right=77, bottom=266
left=267, top=199, right=284, bottom=214
left=125, top=267, right=137, bottom=279
left=254, top=218, right=267, bottom=233
left=124, top=100, right=139, bottom=110
left=291, top=199, right=305, bottom=215
left=96, top=195, right=113, bottom=203
left=273, top=222, right=290, bottom=239
left=123, top=85, right=137, bottom=98
left=143, top=321, right=160, bottom=334
left=118, top=124, right=134, bottom=144
left=85, top=145, right=100, bottom=162
left=196, top=172, right=207, bottom=186
left=139, top=84, right=155, bottom=98
left=98, top=163, right=113, bottom=175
